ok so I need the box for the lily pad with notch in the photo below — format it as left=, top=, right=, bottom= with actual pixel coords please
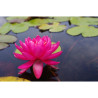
left=67, top=25, right=98, bottom=37
left=11, top=23, right=29, bottom=33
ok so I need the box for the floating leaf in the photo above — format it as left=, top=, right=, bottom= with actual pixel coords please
left=38, top=24, right=51, bottom=30
left=0, top=43, right=9, bottom=50
left=0, top=23, right=11, bottom=34
left=53, top=17, right=70, bottom=22
left=28, top=17, right=70, bottom=27
left=11, top=23, right=29, bottom=33
left=52, top=42, right=61, bottom=54
left=49, top=25, right=66, bottom=32
left=6, top=17, right=29, bottom=23
left=28, top=19, right=51, bottom=26
left=0, top=76, right=30, bottom=81
left=39, top=22, right=66, bottom=32
left=67, top=25, right=98, bottom=37
left=15, top=42, right=61, bottom=54
left=15, top=49, right=22, bottom=54
left=70, top=17, right=98, bottom=25
left=0, top=35, right=17, bottom=43
left=0, top=17, right=70, bottom=34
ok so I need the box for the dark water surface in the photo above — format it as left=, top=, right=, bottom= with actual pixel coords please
left=0, top=17, right=98, bottom=81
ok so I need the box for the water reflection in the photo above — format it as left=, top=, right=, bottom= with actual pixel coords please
left=19, top=66, right=59, bottom=81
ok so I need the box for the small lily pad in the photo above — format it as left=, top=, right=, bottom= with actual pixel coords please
left=50, top=24, right=66, bottom=32
left=52, top=42, right=61, bottom=54
left=0, top=22, right=11, bottom=34
left=0, top=43, right=9, bottom=50
left=0, top=35, right=17, bottom=43
left=39, top=22, right=66, bottom=32
left=38, top=24, right=51, bottom=30
left=15, top=49, right=22, bottom=54
left=0, top=76, right=30, bottom=81
left=11, top=23, right=29, bottom=33
left=67, top=25, right=98, bottom=37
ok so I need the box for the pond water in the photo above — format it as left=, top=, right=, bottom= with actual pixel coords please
left=0, top=17, right=98, bottom=81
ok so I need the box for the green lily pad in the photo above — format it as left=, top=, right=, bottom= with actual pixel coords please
left=38, top=24, right=51, bottom=30
left=11, top=23, right=29, bottom=33
left=0, top=43, right=9, bottom=50
left=28, top=19, right=52, bottom=26
left=0, top=22, right=11, bottom=34
left=50, top=25, right=66, bottom=32
left=0, top=17, right=70, bottom=34
left=70, top=17, right=98, bottom=25
left=39, top=22, right=66, bottom=32
left=0, top=35, right=17, bottom=43
left=15, top=41, right=61, bottom=54
left=67, top=25, right=98, bottom=37
left=53, top=17, right=70, bottom=22
left=52, top=42, right=61, bottom=54
left=15, top=49, right=22, bottom=54
left=28, top=18, right=69, bottom=27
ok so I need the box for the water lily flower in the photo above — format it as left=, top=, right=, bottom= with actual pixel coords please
left=14, top=35, right=62, bottom=79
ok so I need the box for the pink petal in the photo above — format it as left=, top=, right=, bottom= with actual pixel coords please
left=41, top=50, right=53, bottom=60
left=14, top=53, right=28, bottom=60
left=45, top=51, right=63, bottom=60
left=33, top=40, right=44, bottom=57
left=15, top=43, right=23, bottom=52
left=25, top=38, right=29, bottom=46
left=33, top=60, right=43, bottom=79
left=50, top=41, right=60, bottom=53
left=42, top=36, right=48, bottom=42
left=27, top=37, right=32, bottom=41
left=35, top=35, right=41, bottom=41
left=18, top=68, right=28, bottom=74
left=34, top=46, right=43, bottom=57
left=29, top=40, right=43, bottom=57
left=29, top=41, right=35, bottom=54
left=32, top=38, right=36, bottom=43
left=41, top=41, right=60, bottom=59
left=19, top=40, right=29, bottom=52
left=44, top=36, right=51, bottom=50
left=43, top=60, right=60, bottom=65
left=18, top=61, right=34, bottom=69
left=22, top=52, right=36, bottom=60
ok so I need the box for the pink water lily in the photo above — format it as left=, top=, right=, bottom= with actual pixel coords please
left=14, top=35, right=62, bottom=79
